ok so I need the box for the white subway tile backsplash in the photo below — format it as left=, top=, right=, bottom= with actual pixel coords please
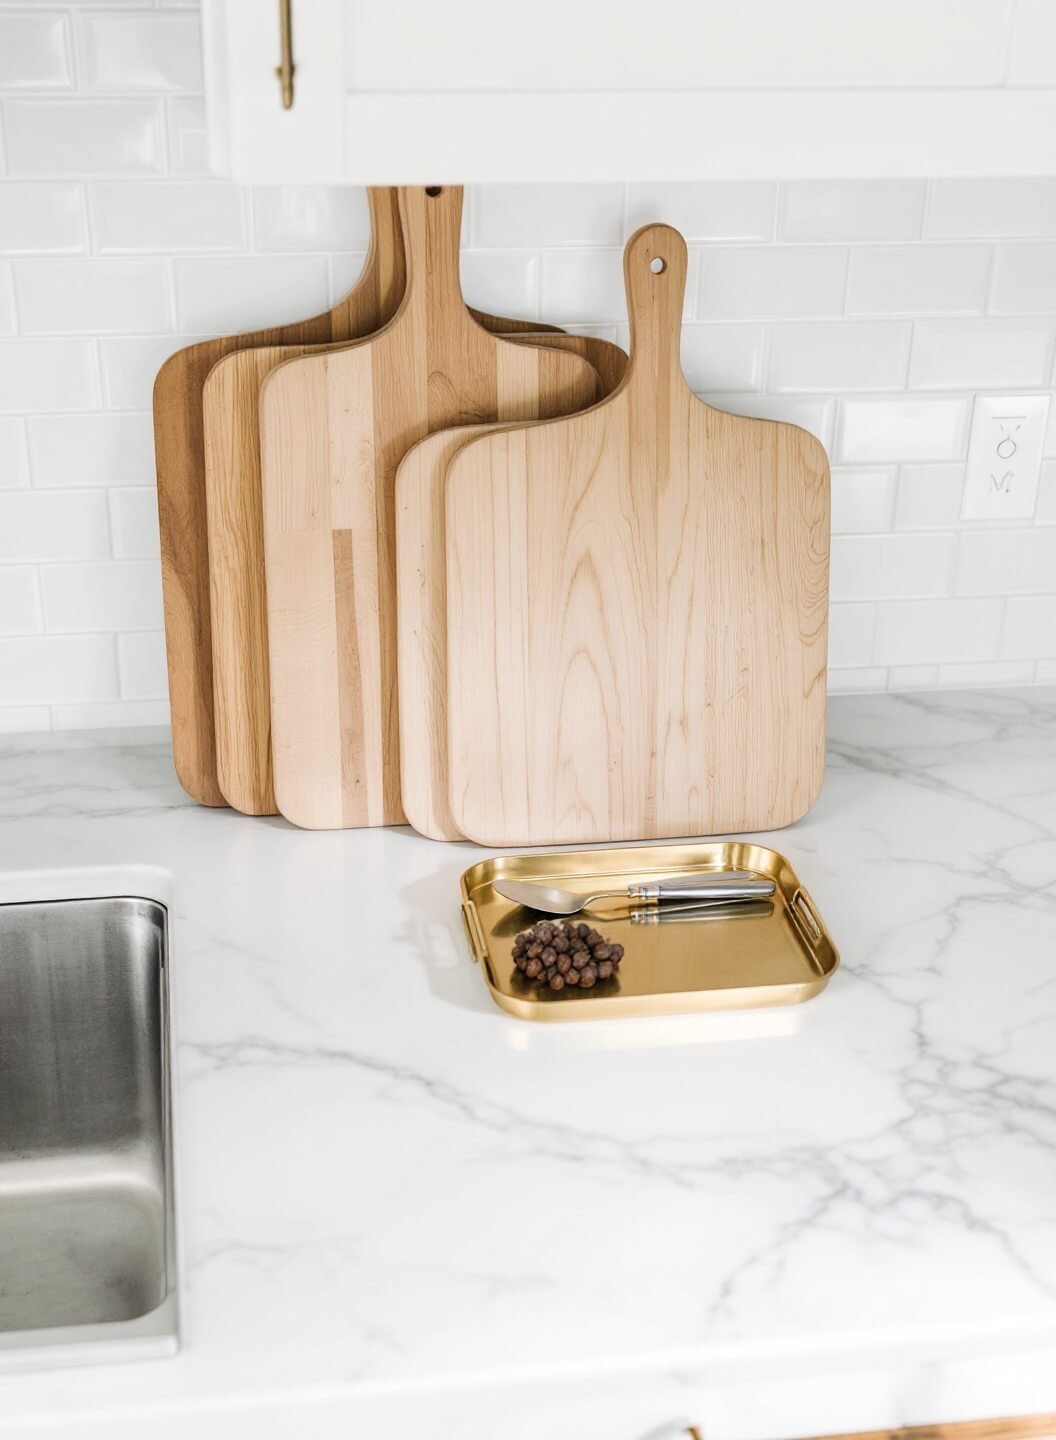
left=0, top=182, right=86, bottom=255
left=327, top=252, right=368, bottom=308
left=1036, top=462, right=1056, bottom=524
left=165, top=95, right=210, bottom=175
left=0, top=418, right=30, bottom=489
left=0, top=13, right=72, bottom=90
left=27, top=413, right=156, bottom=488
left=1002, top=596, right=1056, bottom=659
left=989, top=243, right=1056, bottom=314
left=99, top=334, right=199, bottom=409
left=894, top=464, right=968, bottom=530
left=0, top=491, right=109, bottom=562
left=93, top=182, right=246, bottom=253
left=542, top=247, right=697, bottom=325
left=1005, top=0, right=1056, bottom=86
left=109, top=487, right=159, bottom=558
left=680, top=325, right=764, bottom=394
left=698, top=246, right=847, bottom=321
left=768, top=322, right=910, bottom=393
left=837, top=396, right=970, bottom=463
left=780, top=181, right=925, bottom=242
left=705, top=393, right=834, bottom=450
left=76, top=11, right=202, bottom=92
left=117, top=630, right=167, bottom=698
left=828, top=603, right=876, bottom=668
left=473, top=185, right=623, bottom=248
left=539, top=250, right=616, bottom=324
left=50, top=698, right=169, bottom=729
left=0, top=635, right=118, bottom=705
left=927, top=179, right=1056, bottom=239
left=460, top=251, right=540, bottom=325
left=0, top=340, right=99, bottom=413
left=875, top=598, right=1005, bottom=664
left=14, top=259, right=172, bottom=335
left=888, top=664, right=939, bottom=689
left=251, top=186, right=371, bottom=253
left=0, top=266, right=16, bottom=335
left=828, top=668, right=888, bottom=693
left=41, top=561, right=163, bottom=632
left=938, top=660, right=1037, bottom=687
left=846, top=244, right=991, bottom=316
left=831, top=533, right=956, bottom=602
left=3, top=99, right=163, bottom=176
left=0, top=568, right=42, bottom=635
left=0, top=706, right=51, bottom=735
left=908, top=319, right=1055, bottom=390
left=956, top=530, right=1056, bottom=595
left=627, top=183, right=776, bottom=242
left=830, top=467, right=897, bottom=534
left=0, top=38, right=1055, bottom=725
left=173, top=256, right=330, bottom=334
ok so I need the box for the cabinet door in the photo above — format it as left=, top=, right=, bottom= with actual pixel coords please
left=204, top=0, right=1056, bottom=182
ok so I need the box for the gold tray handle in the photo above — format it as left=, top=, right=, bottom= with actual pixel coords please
left=790, top=885, right=824, bottom=951
left=461, top=902, right=488, bottom=965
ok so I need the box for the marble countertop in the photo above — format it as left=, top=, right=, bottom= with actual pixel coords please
left=1, top=688, right=1055, bottom=1440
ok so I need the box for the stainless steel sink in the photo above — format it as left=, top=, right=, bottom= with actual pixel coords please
left=0, top=895, right=177, bottom=1364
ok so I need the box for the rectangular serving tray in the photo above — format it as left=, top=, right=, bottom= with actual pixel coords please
left=460, top=840, right=839, bottom=1022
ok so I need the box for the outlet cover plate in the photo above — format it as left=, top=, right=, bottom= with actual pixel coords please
left=961, top=394, right=1050, bottom=521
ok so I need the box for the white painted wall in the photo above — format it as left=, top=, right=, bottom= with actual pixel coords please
left=0, top=2, right=1054, bottom=733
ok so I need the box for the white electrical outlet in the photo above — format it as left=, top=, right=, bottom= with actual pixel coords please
left=961, top=394, right=1050, bottom=521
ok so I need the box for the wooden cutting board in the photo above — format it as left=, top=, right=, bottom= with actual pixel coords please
left=154, top=185, right=560, bottom=808
left=259, top=186, right=602, bottom=832
left=445, top=223, right=830, bottom=848
left=395, top=335, right=628, bottom=841
left=205, top=330, right=611, bottom=818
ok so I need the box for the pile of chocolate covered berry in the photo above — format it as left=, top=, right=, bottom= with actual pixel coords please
left=511, top=920, right=624, bottom=991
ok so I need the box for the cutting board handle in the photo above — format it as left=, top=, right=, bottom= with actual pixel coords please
left=365, top=186, right=407, bottom=309
left=326, top=187, right=408, bottom=342
left=623, top=223, right=690, bottom=398
left=397, top=185, right=469, bottom=324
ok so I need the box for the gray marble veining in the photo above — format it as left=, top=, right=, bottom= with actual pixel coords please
left=0, top=690, right=1053, bottom=1440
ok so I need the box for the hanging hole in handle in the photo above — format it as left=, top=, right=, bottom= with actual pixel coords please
left=425, top=186, right=443, bottom=197
left=650, top=256, right=666, bottom=274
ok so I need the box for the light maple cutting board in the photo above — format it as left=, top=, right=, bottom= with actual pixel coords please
left=445, top=223, right=830, bottom=849
left=259, top=186, right=602, bottom=831
left=205, top=329, right=609, bottom=818
left=154, top=186, right=560, bottom=809
left=395, top=335, right=628, bottom=841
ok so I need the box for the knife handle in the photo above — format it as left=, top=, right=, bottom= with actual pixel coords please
left=628, top=876, right=775, bottom=902
left=631, top=899, right=775, bottom=924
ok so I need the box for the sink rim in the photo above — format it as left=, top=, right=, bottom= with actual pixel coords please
left=0, top=865, right=179, bottom=1372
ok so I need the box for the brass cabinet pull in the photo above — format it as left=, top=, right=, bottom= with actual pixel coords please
left=275, top=0, right=295, bottom=108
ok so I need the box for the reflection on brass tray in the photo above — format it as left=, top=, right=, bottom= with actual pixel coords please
left=494, top=873, right=775, bottom=917
left=460, top=841, right=838, bottom=1022
left=630, top=899, right=775, bottom=924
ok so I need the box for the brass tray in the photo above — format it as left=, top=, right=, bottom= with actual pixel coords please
left=460, top=841, right=838, bottom=1022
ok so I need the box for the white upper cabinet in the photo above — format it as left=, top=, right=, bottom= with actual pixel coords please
left=203, top=0, right=1056, bottom=182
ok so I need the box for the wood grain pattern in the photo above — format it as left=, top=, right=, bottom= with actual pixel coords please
left=812, top=1419, right=1056, bottom=1440
left=259, top=186, right=602, bottom=831
left=154, top=185, right=560, bottom=808
left=205, top=331, right=611, bottom=817
left=395, top=335, right=628, bottom=840
left=445, top=223, right=830, bottom=848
